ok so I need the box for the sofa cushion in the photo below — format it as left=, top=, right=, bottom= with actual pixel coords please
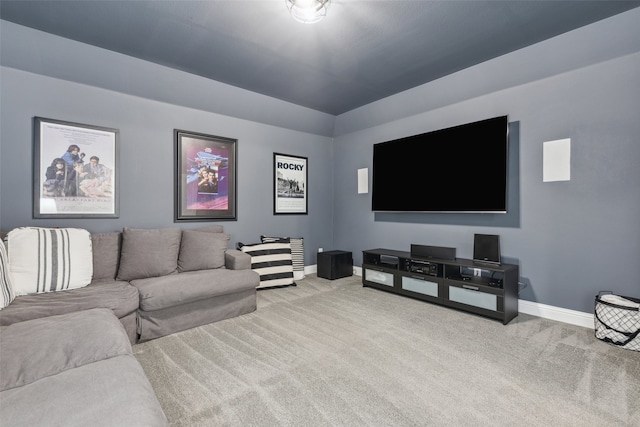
left=132, top=269, right=259, bottom=312
left=177, top=230, right=229, bottom=272
left=7, top=227, right=93, bottom=295
left=239, top=241, right=294, bottom=288
left=91, top=232, right=121, bottom=282
left=0, top=309, right=168, bottom=425
left=0, top=308, right=131, bottom=391
left=261, top=235, right=305, bottom=280
left=0, top=242, right=15, bottom=310
left=0, top=355, right=168, bottom=427
left=0, top=281, right=139, bottom=326
left=116, top=227, right=181, bottom=281
left=197, top=225, right=224, bottom=233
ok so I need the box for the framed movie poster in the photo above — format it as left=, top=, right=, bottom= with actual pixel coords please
left=274, top=152, right=308, bottom=215
left=33, top=117, right=119, bottom=218
left=175, top=130, right=237, bottom=221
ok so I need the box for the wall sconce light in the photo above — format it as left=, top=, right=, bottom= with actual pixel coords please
left=358, top=168, right=369, bottom=194
left=543, top=138, right=571, bottom=182
left=286, top=0, right=331, bottom=24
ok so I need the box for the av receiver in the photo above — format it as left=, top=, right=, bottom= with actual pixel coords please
left=408, top=259, right=441, bottom=277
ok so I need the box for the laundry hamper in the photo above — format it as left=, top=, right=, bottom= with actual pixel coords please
left=594, top=292, right=640, bottom=352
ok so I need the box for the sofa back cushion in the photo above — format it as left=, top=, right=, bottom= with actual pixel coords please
left=91, top=232, right=122, bottom=282
left=177, top=230, right=229, bottom=272
left=7, top=227, right=93, bottom=296
left=197, top=225, right=224, bottom=233
left=116, top=228, right=181, bottom=281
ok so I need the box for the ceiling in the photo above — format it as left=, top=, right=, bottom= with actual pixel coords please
left=1, top=1, right=638, bottom=116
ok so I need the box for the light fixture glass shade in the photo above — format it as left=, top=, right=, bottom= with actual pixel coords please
left=286, top=0, right=331, bottom=24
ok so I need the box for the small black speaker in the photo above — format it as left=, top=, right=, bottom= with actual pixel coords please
left=473, top=234, right=501, bottom=265
left=410, top=244, right=456, bottom=260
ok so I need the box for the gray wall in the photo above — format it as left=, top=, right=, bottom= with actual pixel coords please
left=0, top=56, right=335, bottom=265
left=332, top=10, right=640, bottom=313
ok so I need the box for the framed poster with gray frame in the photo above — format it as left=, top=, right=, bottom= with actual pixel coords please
left=274, top=152, right=308, bottom=215
left=33, top=117, right=119, bottom=218
left=175, top=129, right=237, bottom=221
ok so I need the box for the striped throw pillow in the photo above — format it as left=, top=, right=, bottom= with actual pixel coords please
left=0, top=241, right=15, bottom=309
left=239, top=241, right=295, bottom=288
left=7, top=227, right=93, bottom=295
left=261, top=236, right=305, bottom=280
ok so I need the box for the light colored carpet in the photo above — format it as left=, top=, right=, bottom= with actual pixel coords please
left=134, top=275, right=639, bottom=426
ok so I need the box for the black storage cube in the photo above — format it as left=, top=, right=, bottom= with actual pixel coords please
left=318, top=250, right=353, bottom=280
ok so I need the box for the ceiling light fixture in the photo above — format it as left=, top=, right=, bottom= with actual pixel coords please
left=286, top=0, right=331, bottom=24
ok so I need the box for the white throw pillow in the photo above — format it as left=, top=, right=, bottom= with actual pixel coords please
left=261, top=235, right=305, bottom=280
left=0, top=241, right=15, bottom=309
left=8, top=227, right=93, bottom=295
left=239, top=241, right=294, bottom=288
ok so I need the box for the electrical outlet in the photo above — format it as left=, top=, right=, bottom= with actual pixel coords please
left=318, top=248, right=323, bottom=252
left=473, top=268, right=481, bottom=277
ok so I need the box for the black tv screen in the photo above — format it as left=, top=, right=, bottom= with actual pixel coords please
left=372, top=115, right=508, bottom=213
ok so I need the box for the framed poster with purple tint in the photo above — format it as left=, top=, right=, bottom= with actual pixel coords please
left=174, top=130, right=237, bottom=221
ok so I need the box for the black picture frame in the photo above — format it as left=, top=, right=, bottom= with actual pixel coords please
left=33, top=117, right=119, bottom=218
left=175, top=129, right=237, bottom=221
left=273, top=152, right=308, bottom=215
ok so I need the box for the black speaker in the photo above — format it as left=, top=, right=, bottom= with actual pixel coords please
left=317, top=250, right=353, bottom=280
left=410, top=244, right=456, bottom=260
left=473, top=234, right=501, bottom=265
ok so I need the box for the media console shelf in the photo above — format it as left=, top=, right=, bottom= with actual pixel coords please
left=362, top=248, right=519, bottom=324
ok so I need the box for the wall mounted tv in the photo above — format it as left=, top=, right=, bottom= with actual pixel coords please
left=372, top=115, right=509, bottom=213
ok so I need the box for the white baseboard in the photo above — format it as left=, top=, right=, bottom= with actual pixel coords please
left=518, top=299, right=594, bottom=329
left=306, top=265, right=593, bottom=329
left=304, top=265, right=360, bottom=276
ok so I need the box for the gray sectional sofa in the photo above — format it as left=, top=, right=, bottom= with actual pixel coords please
left=0, top=225, right=260, bottom=426
left=0, top=225, right=259, bottom=342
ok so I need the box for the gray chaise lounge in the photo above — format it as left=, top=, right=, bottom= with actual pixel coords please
left=0, top=308, right=168, bottom=427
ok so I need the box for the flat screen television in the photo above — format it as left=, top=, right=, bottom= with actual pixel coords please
left=371, top=115, right=508, bottom=213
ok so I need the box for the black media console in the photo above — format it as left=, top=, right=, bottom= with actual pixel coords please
left=362, top=248, right=519, bottom=324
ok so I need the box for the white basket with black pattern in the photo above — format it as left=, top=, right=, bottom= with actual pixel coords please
left=594, top=292, right=640, bottom=352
